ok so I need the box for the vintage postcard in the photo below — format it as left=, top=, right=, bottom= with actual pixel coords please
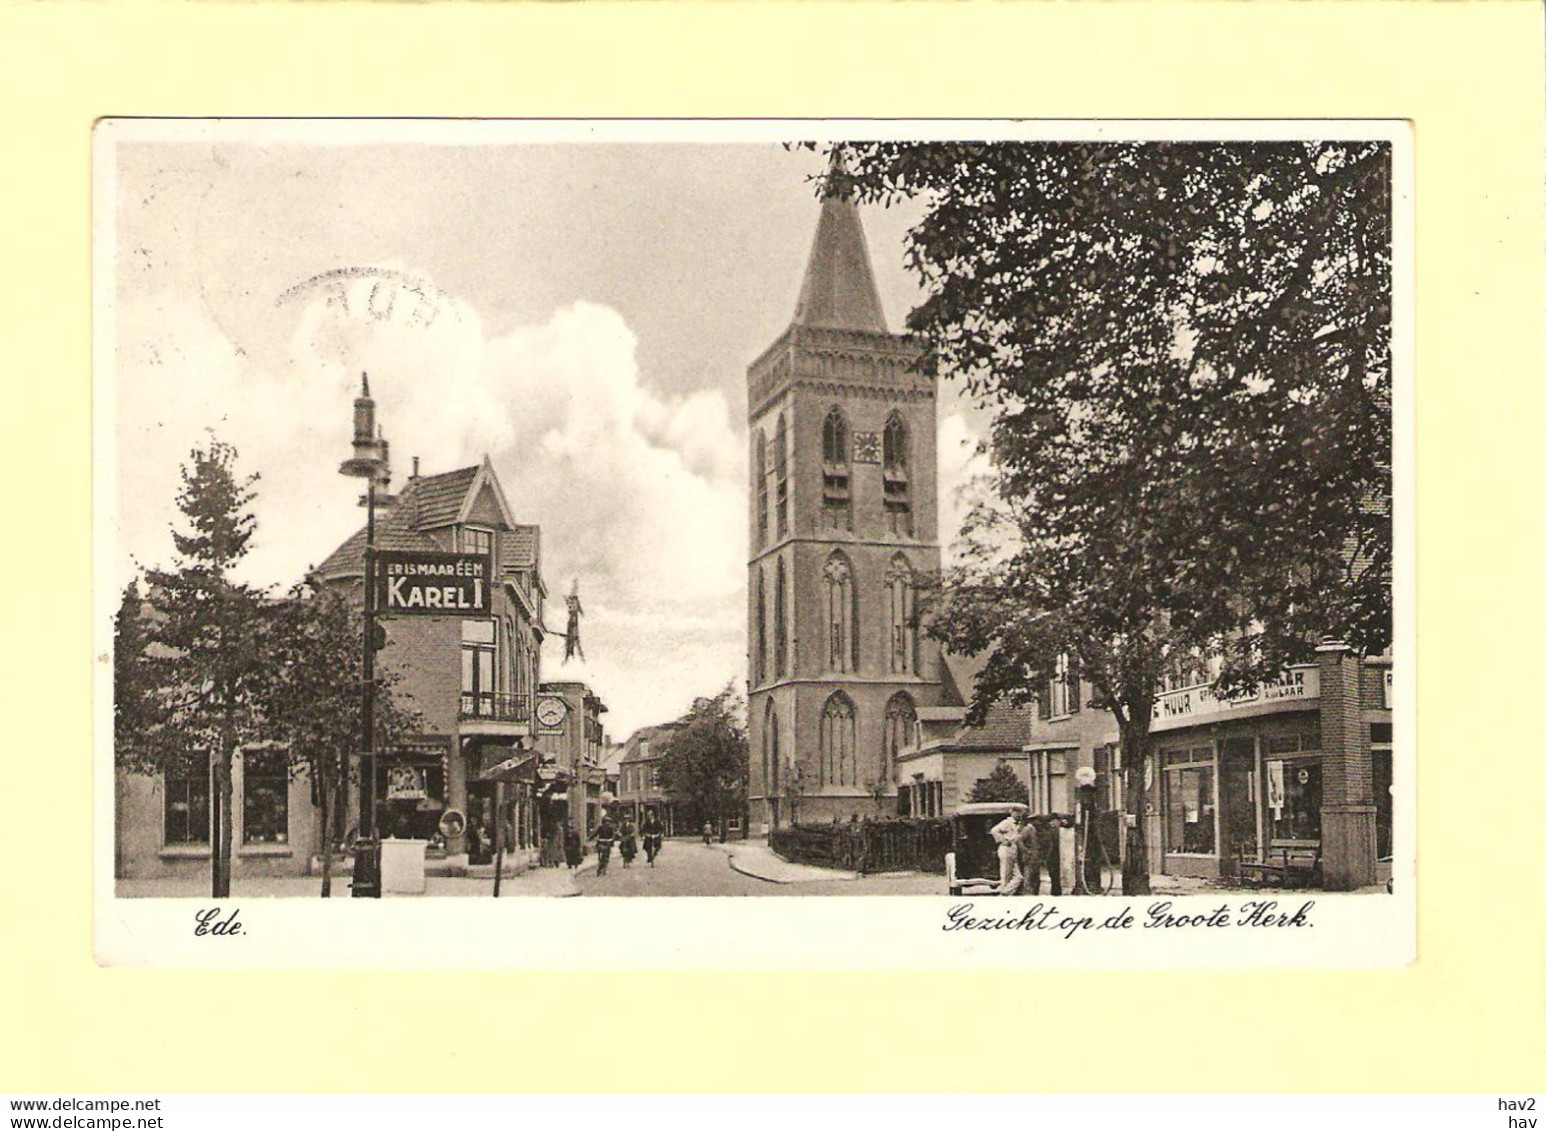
left=93, top=118, right=1413, bottom=968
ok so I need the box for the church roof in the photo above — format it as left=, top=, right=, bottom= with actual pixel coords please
left=791, top=162, right=889, bottom=334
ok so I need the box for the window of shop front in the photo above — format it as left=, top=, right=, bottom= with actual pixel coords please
left=164, top=754, right=210, bottom=846
left=461, top=619, right=497, bottom=716
left=1266, top=757, right=1322, bottom=842
left=1372, top=723, right=1393, bottom=860
left=241, top=748, right=289, bottom=845
left=1164, top=746, right=1216, bottom=855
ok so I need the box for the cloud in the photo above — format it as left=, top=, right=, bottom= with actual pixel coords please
left=113, top=268, right=747, bottom=737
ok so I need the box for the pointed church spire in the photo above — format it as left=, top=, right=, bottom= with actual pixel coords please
left=791, top=149, right=889, bottom=334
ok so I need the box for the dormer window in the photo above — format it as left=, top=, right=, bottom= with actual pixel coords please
left=460, top=526, right=494, bottom=558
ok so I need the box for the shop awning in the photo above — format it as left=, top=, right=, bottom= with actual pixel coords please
left=477, top=750, right=537, bottom=783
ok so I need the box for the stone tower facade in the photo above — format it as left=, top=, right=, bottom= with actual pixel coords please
left=747, top=176, right=944, bottom=829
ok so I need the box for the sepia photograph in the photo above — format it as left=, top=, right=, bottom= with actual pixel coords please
left=98, top=120, right=1403, bottom=918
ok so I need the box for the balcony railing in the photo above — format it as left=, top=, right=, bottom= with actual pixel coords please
left=459, top=692, right=531, bottom=723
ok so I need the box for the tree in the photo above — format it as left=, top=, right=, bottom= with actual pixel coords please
left=831, top=142, right=1392, bottom=895
left=966, top=761, right=1030, bottom=806
left=657, top=685, right=749, bottom=840
left=259, top=585, right=420, bottom=896
left=119, top=438, right=270, bottom=898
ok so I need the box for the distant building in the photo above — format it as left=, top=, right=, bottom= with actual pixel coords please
left=534, top=679, right=609, bottom=837
left=616, top=721, right=686, bottom=834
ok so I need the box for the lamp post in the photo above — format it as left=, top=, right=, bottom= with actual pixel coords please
left=340, top=373, right=390, bottom=897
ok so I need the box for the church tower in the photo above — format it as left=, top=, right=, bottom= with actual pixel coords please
left=747, top=162, right=943, bottom=829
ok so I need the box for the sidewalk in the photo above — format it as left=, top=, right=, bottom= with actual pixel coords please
left=116, top=857, right=596, bottom=899
left=708, top=838, right=861, bottom=884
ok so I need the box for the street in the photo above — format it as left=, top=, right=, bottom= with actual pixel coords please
left=576, top=838, right=945, bottom=898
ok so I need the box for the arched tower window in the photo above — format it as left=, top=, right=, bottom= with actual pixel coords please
left=823, top=552, right=858, bottom=673
left=774, top=414, right=789, bottom=538
left=756, top=430, right=769, bottom=548
left=883, top=693, right=919, bottom=786
left=820, top=692, right=857, bottom=789
left=763, top=700, right=780, bottom=797
left=774, top=557, right=788, bottom=677
left=755, top=568, right=768, bottom=685
left=821, top=408, right=851, bottom=530
left=886, top=554, right=918, bottom=674
left=883, top=412, right=912, bottom=536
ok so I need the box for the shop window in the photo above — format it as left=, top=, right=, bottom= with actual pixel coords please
left=1166, top=762, right=1216, bottom=854
left=241, top=748, right=289, bottom=846
left=163, top=754, right=210, bottom=846
left=1373, top=747, right=1393, bottom=860
left=1266, top=759, right=1322, bottom=841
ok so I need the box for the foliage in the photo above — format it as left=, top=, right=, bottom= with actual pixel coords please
left=258, top=585, right=421, bottom=894
left=119, top=438, right=269, bottom=898
left=829, top=142, right=1392, bottom=892
left=657, top=684, right=749, bottom=831
left=966, top=761, right=1030, bottom=806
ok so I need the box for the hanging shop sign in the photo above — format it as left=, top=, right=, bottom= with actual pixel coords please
left=376, top=550, right=492, bottom=616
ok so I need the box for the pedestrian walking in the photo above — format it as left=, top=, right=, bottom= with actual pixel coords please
left=595, top=814, right=618, bottom=876
left=619, top=817, right=638, bottom=868
left=702, top=820, right=713, bottom=846
left=563, top=821, right=582, bottom=870
left=641, top=810, right=663, bottom=867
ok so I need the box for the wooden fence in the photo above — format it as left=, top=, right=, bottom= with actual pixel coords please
left=769, top=819, right=952, bottom=875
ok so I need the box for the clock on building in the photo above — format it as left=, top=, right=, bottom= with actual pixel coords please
left=535, top=696, right=568, bottom=730
left=853, top=431, right=881, bottom=464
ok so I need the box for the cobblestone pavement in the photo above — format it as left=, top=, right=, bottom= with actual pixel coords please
left=575, top=839, right=946, bottom=897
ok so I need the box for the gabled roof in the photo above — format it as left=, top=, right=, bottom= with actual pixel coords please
left=408, top=465, right=480, bottom=529
left=936, top=649, right=1035, bottom=751
left=313, top=458, right=531, bottom=582
left=791, top=158, right=889, bottom=335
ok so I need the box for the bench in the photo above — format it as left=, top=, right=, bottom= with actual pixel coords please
left=1237, top=840, right=1322, bottom=889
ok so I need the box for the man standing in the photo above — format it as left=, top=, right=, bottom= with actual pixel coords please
left=990, top=811, right=1023, bottom=894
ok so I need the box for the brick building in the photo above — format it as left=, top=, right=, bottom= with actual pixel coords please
left=616, top=721, right=685, bottom=834
left=533, top=678, right=610, bottom=840
left=747, top=167, right=946, bottom=829
left=312, top=455, right=549, bottom=870
left=114, top=446, right=554, bottom=882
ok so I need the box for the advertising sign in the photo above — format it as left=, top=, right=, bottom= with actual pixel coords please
left=376, top=550, right=492, bottom=616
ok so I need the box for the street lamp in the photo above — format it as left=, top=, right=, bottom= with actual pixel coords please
left=340, top=372, right=391, bottom=897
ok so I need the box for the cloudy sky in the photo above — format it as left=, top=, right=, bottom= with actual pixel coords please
left=104, top=123, right=988, bottom=739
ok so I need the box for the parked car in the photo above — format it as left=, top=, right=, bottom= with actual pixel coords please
left=945, top=802, right=1029, bottom=896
